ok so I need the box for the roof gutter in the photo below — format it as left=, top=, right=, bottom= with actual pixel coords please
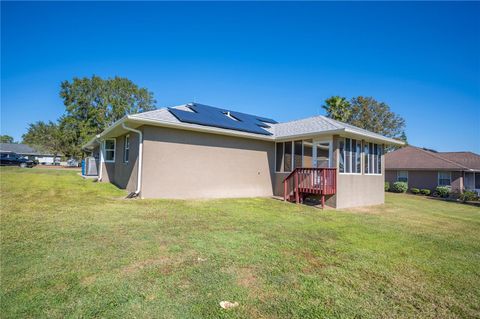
left=121, top=123, right=143, bottom=197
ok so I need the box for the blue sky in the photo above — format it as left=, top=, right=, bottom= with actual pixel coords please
left=1, top=2, right=479, bottom=152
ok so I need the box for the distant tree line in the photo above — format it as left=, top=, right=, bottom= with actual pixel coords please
left=0, top=135, right=16, bottom=143
left=22, top=75, right=156, bottom=158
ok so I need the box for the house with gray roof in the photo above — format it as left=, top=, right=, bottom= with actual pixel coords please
left=83, top=103, right=403, bottom=208
left=385, top=146, right=480, bottom=194
left=0, top=143, right=61, bottom=164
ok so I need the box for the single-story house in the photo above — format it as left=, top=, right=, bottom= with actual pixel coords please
left=385, top=146, right=480, bottom=194
left=0, top=143, right=61, bottom=164
left=83, top=103, right=403, bottom=208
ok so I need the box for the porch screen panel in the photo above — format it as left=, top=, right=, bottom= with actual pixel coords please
left=345, top=138, right=351, bottom=173
left=284, top=142, right=292, bottom=172
left=303, top=140, right=313, bottom=168
left=355, top=140, right=362, bottom=173
left=294, top=140, right=302, bottom=168
left=275, top=143, right=284, bottom=172
left=364, top=143, right=369, bottom=174
left=377, top=145, right=383, bottom=173
left=339, top=140, right=345, bottom=173
left=369, top=143, right=374, bottom=173
left=317, top=143, right=329, bottom=168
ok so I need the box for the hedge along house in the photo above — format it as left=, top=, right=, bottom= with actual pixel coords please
left=82, top=103, right=403, bottom=208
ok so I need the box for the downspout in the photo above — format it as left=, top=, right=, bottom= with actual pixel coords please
left=122, top=123, right=143, bottom=196
left=97, top=137, right=104, bottom=181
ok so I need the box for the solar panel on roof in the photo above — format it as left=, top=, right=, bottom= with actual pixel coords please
left=168, top=103, right=277, bottom=135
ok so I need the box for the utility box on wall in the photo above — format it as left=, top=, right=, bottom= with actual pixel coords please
left=84, top=157, right=98, bottom=176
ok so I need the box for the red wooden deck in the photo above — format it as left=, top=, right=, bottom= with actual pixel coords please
left=283, top=168, right=337, bottom=208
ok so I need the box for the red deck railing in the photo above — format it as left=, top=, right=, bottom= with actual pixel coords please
left=283, top=168, right=336, bottom=208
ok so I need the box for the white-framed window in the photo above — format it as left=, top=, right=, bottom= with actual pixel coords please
left=438, top=171, right=451, bottom=186
left=339, top=138, right=361, bottom=174
left=123, top=135, right=130, bottom=163
left=104, top=139, right=116, bottom=162
left=397, top=171, right=408, bottom=183
left=364, top=142, right=382, bottom=174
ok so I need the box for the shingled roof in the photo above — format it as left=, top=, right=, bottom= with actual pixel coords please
left=130, top=104, right=402, bottom=143
left=84, top=103, right=404, bottom=150
left=0, top=143, right=54, bottom=156
left=385, top=146, right=480, bottom=171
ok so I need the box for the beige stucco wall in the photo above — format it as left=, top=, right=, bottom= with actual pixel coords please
left=93, top=133, right=139, bottom=193
left=91, top=125, right=390, bottom=208
left=111, top=133, right=139, bottom=192
left=140, top=126, right=275, bottom=199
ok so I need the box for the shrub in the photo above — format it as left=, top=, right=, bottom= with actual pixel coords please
left=435, top=186, right=451, bottom=198
left=459, top=190, right=479, bottom=202
left=384, top=182, right=390, bottom=192
left=449, top=191, right=461, bottom=200
left=420, top=189, right=431, bottom=196
left=392, top=182, right=408, bottom=193
left=410, top=188, right=420, bottom=195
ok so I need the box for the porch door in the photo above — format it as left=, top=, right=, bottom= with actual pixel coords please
left=313, top=141, right=331, bottom=168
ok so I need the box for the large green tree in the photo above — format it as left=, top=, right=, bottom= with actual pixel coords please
left=59, top=75, right=156, bottom=156
left=0, top=135, right=15, bottom=143
left=322, top=96, right=407, bottom=142
left=22, top=121, right=63, bottom=158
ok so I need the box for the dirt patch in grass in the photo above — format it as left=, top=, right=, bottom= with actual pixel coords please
left=80, top=275, right=97, bottom=286
left=236, top=267, right=258, bottom=289
left=121, top=256, right=172, bottom=275
left=222, top=265, right=261, bottom=292
left=344, top=204, right=392, bottom=215
left=301, top=251, right=327, bottom=273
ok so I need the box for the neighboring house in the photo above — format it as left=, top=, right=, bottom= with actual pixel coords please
left=82, top=103, right=403, bottom=208
left=385, top=146, right=480, bottom=193
left=0, top=143, right=61, bottom=164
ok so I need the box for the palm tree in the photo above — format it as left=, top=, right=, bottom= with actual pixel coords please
left=321, top=96, right=352, bottom=122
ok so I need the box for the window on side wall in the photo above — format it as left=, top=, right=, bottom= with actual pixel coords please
left=397, top=171, right=408, bottom=183
left=124, top=135, right=130, bottom=163
left=438, top=171, right=451, bottom=186
left=104, top=139, right=115, bottom=162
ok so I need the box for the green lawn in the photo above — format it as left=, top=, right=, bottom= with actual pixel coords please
left=1, top=167, right=479, bottom=318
